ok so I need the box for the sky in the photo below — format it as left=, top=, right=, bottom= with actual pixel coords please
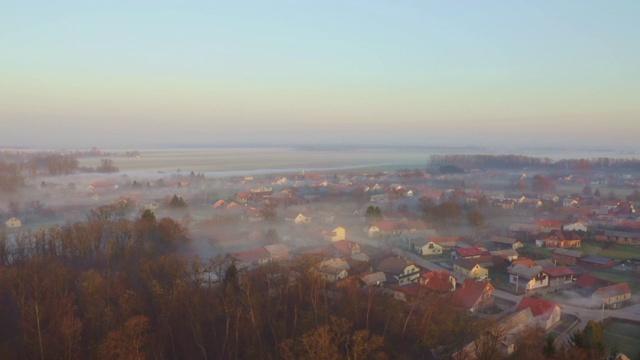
left=1, top=1, right=639, bottom=150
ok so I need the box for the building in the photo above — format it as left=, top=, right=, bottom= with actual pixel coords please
left=535, top=230, right=582, bottom=248
left=595, top=230, right=640, bottom=246
left=5, top=217, right=21, bottom=228
left=515, top=297, right=561, bottom=330
left=508, top=264, right=548, bottom=292
left=578, top=255, right=615, bottom=269
left=490, top=236, right=523, bottom=250
left=454, top=258, right=489, bottom=279
left=453, top=279, right=495, bottom=313
left=592, top=283, right=632, bottom=309
left=552, top=248, right=584, bottom=265
left=419, top=270, right=456, bottom=292
left=543, top=266, right=575, bottom=286
left=324, top=226, right=346, bottom=242
left=375, top=257, right=421, bottom=286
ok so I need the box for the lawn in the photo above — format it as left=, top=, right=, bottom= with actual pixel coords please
left=588, top=270, right=640, bottom=292
left=580, top=241, right=640, bottom=260
left=603, top=319, right=640, bottom=359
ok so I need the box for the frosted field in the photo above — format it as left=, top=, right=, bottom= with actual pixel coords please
left=78, top=148, right=431, bottom=175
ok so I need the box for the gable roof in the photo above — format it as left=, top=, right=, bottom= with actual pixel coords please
left=454, top=279, right=493, bottom=309
left=456, top=247, right=487, bottom=257
left=508, top=264, right=544, bottom=279
left=552, top=248, right=584, bottom=258
left=421, top=270, right=455, bottom=292
left=454, top=258, right=481, bottom=271
left=596, top=283, right=632, bottom=299
left=490, top=236, right=519, bottom=245
left=376, top=257, right=415, bottom=275
left=543, top=266, right=575, bottom=277
left=360, top=271, right=387, bottom=286
left=515, top=297, right=559, bottom=319
left=575, top=273, right=613, bottom=290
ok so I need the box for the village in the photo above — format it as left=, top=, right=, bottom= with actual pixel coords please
left=3, top=154, right=640, bottom=359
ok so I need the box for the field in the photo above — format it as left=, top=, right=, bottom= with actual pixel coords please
left=580, top=242, right=640, bottom=261
left=602, top=319, right=640, bottom=359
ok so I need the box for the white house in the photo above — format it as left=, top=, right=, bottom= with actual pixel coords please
left=508, top=264, right=549, bottom=292
left=5, top=217, right=21, bottom=228
left=562, top=222, right=588, bottom=232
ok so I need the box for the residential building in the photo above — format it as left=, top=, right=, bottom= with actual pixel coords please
left=535, top=230, right=582, bottom=248
left=453, top=279, right=494, bottom=313
left=543, top=266, right=575, bottom=286
left=375, top=257, right=421, bottom=286
left=515, top=297, right=561, bottom=330
left=508, top=264, right=549, bottom=292
left=552, top=248, right=584, bottom=265
left=592, top=283, right=632, bottom=309
left=454, top=258, right=489, bottom=279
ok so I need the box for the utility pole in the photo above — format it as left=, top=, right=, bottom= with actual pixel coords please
left=601, top=299, right=605, bottom=322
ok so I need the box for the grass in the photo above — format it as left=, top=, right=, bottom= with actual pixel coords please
left=602, top=319, right=640, bottom=359
left=580, top=241, right=640, bottom=261
left=587, top=270, right=640, bottom=292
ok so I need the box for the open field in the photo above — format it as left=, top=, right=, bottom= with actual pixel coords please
left=603, top=319, right=640, bottom=359
left=78, top=148, right=430, bottom=174
left=580, top=242, right=640, bottom=260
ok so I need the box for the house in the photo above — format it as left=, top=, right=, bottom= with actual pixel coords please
left=578, top=255, right=614, bottom=269
left=452, top=247, right=488, bottom=260
left=515, top=297, right=561, bottom=330
left=562, top=197, right=580, bottom=208
left=454, top=308, right=535, bottom=359
left=231, top=247, right=272, bottom=268
left=536, top=220, right=563, bottom=233
left=324, top=226, right=346, bottom=242
left=285, top=212, right=311, bottom=225
left=367, top=221, right=398, bottom=238
left=552, top=248, right=584, bottom=265
left=508, top=264, right=549, bottom=292
left=453, top=279, right=494, bottom=313
left=543, top=266, right=575, bottom=286
left=490, top=236, right=523, bottom=250
left=592, top=283, right=632, bottom=309
left=575, top=273, right=613, bottom=295
left=429, top=236, right=464, bottom=250
left=5, top=217, right=21, bottom=228
left=145, top=201, right=161, bottom=210
left=411, top=238, right=444, bottom=256
left=595, top=230, right=640, bottom=246
left=489, top=249, right=519, bottom=262
left=454, top=258, right=489, bottom=279
left=563, top=222, right=588, bottom=232
left=264, top=243, right=290, bottom=262
left=535, top=230, right=582, bottom=248
left=375, top=257, right=421, bottom=286
left=359, top=271, right=387, bottom=287
left=331, top=240, right=361, bottom=256
left=419, top=270, right=456, bottom=292
left=318, top=258, right=350, bottom=282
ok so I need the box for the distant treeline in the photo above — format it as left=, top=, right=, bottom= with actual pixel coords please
left=429, top=154, right=640, bottom=171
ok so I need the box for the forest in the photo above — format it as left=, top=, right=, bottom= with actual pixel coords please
left=0, top=214, right=616, bottom=360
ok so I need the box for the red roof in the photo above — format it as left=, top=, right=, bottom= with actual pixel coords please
left=536, top=220, right=563, bottom=229
left=543, top=266, right=575, bottom=277
left=516, top=297, right=558, bottom=318
left=596, top=283, right=631, bottom=298
left=456, top=247, right=487, bottom=258
left=421, top=270, right=454, bottom=292
left=453, top=279, right=493, bottom=309
left=575, top=273, right=612, bottom=290
left=511, top=258, right=536, bottom=267
left=332, top=240, right=359, bottom=256
left=372, top=221, right=396, bottom=232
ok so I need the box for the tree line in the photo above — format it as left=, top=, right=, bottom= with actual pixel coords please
left=429, top=154, right=640, bottom=171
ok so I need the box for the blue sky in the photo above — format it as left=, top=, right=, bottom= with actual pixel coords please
left=1, top=1, right=639, bottom=149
